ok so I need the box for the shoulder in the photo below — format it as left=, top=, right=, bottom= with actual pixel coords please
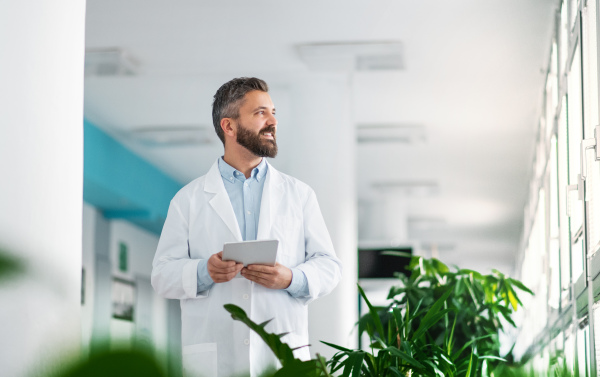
left=269, top=165, right=315, bottom=200
left=171, top=174, right=208, bottom=206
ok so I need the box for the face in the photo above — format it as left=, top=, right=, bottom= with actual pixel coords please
left=234, top=90, right=278, bottom=158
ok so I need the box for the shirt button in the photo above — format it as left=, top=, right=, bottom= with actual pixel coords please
left=244, top=339, right=250, bottom=345
left=247, top=210, right=251, bottom=215
left=243, top=294, right=249, bottom=299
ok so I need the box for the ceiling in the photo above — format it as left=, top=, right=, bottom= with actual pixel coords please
left=84, top=0, right=557, bottom=274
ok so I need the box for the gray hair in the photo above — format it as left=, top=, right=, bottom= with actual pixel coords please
left=212, top=77, right=269, bottom=144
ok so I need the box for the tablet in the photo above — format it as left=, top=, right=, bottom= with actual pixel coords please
left=222, top=239, right=279, bottom=267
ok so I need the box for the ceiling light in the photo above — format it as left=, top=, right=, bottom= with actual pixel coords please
left=371, top=180, right=439, bottom=196
left=85, top=48, right=139, bottom=77
left=128, top=125, right=214, bottom=147
left=357, top=123, right=426, bottom=144
left=296, top=41, right=404, bottom=72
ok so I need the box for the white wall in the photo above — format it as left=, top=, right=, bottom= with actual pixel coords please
left=108, top=219, right=167, bottom=362
left=0, top=1, right=86, bottom=376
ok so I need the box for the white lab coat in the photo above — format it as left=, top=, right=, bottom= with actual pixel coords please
left=151, top=159, right=342, bottom=377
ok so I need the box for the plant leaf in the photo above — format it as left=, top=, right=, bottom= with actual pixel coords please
left=358, top=284, right=386, bottom=340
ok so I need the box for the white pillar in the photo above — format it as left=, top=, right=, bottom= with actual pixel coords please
left=0, top=2, right=86, bottom=376
left=287, top=74, right=358, bottom=357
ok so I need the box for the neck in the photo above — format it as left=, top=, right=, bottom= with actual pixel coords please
left=223, top=144, right=262, bottom=178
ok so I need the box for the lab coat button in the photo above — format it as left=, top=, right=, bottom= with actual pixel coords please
left=244, top=339, right=250, bottom=345
left=243, top=294, right=249, bottom=299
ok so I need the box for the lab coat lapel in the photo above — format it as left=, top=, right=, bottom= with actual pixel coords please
left=257, top=161, right=285, bottom=240
left=204, top=160, right=243, bottom=241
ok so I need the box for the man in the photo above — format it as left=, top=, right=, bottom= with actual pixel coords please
left=151, top=77, right=342, bottom=377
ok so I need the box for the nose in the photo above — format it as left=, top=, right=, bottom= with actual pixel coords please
left=268, top=112, right=277, bottom=127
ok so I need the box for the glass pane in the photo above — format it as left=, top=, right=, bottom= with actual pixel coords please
left=577, top=326, right=589, bottom=377
left=561, top=0, right=570, bottom=76
left=547, top=42, right=559, bottom=141
left=569, top=0, right=578, bottom=29
left=549, top=136, right=561, bottom=310
left=559, top=96, right=572, bottom=299
left=568, top=43, right=584, bottom=233
left=573, top=236, right=584, bottom=280
left=566, top=329, right=575, bottom=374
left=593, top=302, right=600, bottom=373
left=582, top=0, right=600, bottom=251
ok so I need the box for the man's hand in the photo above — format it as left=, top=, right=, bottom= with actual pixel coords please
left=208, top=251, right=243, bottom=283
left=241, top=263, right=292, bottom=289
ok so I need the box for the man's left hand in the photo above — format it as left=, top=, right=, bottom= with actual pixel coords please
left=241, top=263, right=292, bottom=289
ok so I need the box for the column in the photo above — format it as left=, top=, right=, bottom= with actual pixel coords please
left=0, top=1, right=86, bottom=376
left=287, top=73, right=358, bottom=357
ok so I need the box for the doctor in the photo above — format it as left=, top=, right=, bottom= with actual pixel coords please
left=151, top=77, right=342, bottom=377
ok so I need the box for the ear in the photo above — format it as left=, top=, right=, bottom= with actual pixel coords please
left=221, top=118, right=236, bottom=139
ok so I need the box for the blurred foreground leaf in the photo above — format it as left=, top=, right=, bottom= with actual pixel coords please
left=57, top=350, right=165, bottom=377
left=0, top=249, right=25, bottom=281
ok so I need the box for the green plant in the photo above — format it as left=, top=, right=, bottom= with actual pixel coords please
left=0, top=248, right=24, bottom=281
left=224, top=304, right=331, bottom=377
left=323, top=256, right=533, bottom=377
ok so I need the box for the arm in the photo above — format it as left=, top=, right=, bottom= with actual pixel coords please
left=293, top=188, right=342, bottom=304
left=151, top=195, right=243, bottom=299
left=151, top=198, right=203, bottom=299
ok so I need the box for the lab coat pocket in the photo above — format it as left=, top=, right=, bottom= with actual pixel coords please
left=182, top=342, right=217, bottom=377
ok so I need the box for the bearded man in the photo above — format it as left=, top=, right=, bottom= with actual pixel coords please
left=151, top=77, right=342, bottom=377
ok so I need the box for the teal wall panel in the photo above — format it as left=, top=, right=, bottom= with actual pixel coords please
left=83, top=119, right=182, bottom=235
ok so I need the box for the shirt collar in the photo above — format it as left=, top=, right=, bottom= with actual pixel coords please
left=218, top=157, right=268, bottom=182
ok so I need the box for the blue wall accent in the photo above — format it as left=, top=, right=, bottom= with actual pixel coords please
left=84, top=119, right=182, bottom=235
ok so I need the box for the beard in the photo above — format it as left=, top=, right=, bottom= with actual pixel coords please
left=236, top=122, right=278, bottom=158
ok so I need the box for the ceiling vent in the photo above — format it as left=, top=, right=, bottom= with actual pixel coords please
left=85, top=48, right=139, bottom=77
left=371, top=180, right=439, bottom=196
left=296, top=41, right=404, bottom=72
left=357, top=123, right=426, bottom=144
left=128, top=125, right=214, bottom=147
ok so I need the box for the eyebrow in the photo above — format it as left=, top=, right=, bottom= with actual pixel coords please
left=253, top=106, right=276, bottom=112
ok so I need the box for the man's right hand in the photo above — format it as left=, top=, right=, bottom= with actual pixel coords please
left=207, top=251, right=243, bottom=283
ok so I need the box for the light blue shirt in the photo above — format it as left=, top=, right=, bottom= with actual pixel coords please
left=197, top=157, right=309, bottom=297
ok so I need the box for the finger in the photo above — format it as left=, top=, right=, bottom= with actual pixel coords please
left=210, top=264, right=239, bottom=273
left=212, top=271, right=239, bottom=281
left=241, top=269, right=266, bottom=279
left=247, top=264, right=274, bottom=273
left=212, top=258, right=237, bottom=268
left=243, top=273, right=271, bottom=287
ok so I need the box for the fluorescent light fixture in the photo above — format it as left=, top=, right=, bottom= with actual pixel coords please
left=371, top=180, right=439, bottom=196
left=85, top=48, right=138, bottom=77
left=296, top=41, right=404, bottom=71
left=128, top=125, right=214, bottom=146
left=357, top=123, right=426, bottom=144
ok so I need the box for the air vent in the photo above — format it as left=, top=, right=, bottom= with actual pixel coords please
left=371, top=180, right=439, bottom=196
left=128, top=125, right=214, bottom=147
left=297, top=41, right=404, bottom=72
left=357, top=123, right=426, bottom=144
left=85, top=48, right=138, bottom=77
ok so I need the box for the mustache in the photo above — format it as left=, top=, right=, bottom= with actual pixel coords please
left=260, top=126, right=276, bottom=136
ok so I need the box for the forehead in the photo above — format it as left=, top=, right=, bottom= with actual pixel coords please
left=239, top=90, right=274, bottom=111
